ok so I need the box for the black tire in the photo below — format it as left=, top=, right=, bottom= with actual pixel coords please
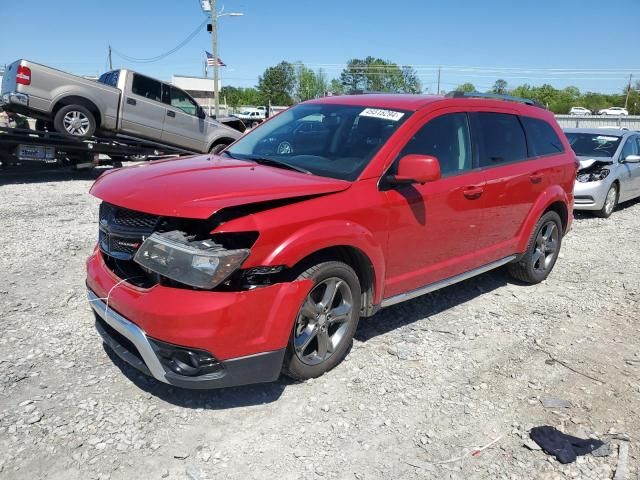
left=283, top=261, right=361, bottom=381
left=508, top=211, right=563, bottom=284
left=34, top=119, right=53, bottom=132
left=53, top=105, right=96, bottom=139
left=593, top=183, right=618, bottom=218
left=209, top=143, right=228, bottom=155
left=251, top=121, right=260, bottom=128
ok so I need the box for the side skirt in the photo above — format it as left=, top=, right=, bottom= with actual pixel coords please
left=380, top=255, right=517, bottom=309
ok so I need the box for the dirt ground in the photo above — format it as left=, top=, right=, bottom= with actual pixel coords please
left=0, top=168, right=638, bottom=480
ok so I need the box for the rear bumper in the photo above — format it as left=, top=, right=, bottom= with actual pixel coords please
left=89, top=288, right=286, bottom=389
left=1, top=92, right=28, bottom=107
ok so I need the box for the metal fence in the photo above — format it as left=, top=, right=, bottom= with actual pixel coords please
left=555, top=115, right=640, bottom=130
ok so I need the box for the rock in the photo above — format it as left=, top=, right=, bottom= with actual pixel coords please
left=523, top=439, right=542, bottom=450
left=541, top=397, right=571, bottom=408
left=591, top=442, right=613, bottom=457
left=25, top=412, right=43, bottom=424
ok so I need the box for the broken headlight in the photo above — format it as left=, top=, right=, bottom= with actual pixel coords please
left=133, top=231, right=249, bottom=289
left=576, top=168, right=610, bottom=183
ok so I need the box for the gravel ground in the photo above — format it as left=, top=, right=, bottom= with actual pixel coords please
left=0, top=168, right=639, bottom=480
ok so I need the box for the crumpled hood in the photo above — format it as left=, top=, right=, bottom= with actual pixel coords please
left=90, top=155, right=350, bottom=219
left=577, top=156, right=613, bottom=171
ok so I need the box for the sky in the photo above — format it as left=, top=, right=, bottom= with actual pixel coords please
left=1, top=0, right=639, bottom=94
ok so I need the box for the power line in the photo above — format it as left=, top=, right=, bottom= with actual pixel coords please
left=111, top=19, right=208, bottom=64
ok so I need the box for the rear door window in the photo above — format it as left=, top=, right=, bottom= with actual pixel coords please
left=521, top=117, right=564, bottom=157
left=131, top=74, right=162, bottom=102
left=473, top=112, right=528, bottom=167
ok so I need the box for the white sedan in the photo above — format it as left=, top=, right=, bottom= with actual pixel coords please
left=598, top=107, right=629, bottom=116
left=569, top=106, right=592, bottom=115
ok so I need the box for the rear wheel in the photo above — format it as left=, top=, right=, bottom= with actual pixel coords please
left=508, top=211, right=562, bottom=284
left=54, top=105, right=96, bottom=139
left=594, top=183, right=618, bottom=218
left=283, top=261, right=361, bottom=381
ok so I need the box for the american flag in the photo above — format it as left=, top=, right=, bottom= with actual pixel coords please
left=206, top=51, right=226, bottom=67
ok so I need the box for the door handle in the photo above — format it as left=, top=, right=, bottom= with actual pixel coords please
left=126, top=98, right=136, bottom=106
left=167, top=110, right=176, bottom=118
left=529, top=172, right=544, bottom=184
left=463, top=186, right=484, bottom=200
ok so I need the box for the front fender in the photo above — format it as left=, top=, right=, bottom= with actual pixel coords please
left=516, top=185, right=571, bottom=252
left=218, top=216, right=387, bottom=304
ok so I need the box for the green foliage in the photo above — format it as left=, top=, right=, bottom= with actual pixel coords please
left=491, top=79, right=508, bottom=95
left=329, top=78, right=344, bottom=95
left=220, top=86, right=261, bottom=109
left=257, top=61, right=296, bottom=105
left=455, top=83, right=477, bottom=93
left=295, top=64, right=328, bottom=101
left=509, top=83, right=625, bottom=113
left=339, top=56, right=422, bottom=93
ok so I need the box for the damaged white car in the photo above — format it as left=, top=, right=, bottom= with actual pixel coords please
left=565, top=128, right=640, bottom=218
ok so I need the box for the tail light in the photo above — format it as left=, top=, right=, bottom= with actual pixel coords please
left=16, top=66, right=32, bottom=86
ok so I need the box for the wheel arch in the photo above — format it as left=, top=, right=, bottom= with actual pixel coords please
left=52, top=96, right=102, bottom=128
left=207, top=136, right=237, bottom=153
left=516, top=186, right=571, bottom=252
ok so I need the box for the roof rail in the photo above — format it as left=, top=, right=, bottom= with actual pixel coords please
left=445, top=91, right=544, bottom=108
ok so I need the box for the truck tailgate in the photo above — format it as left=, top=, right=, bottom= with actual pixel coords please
left=1, top=60, right=19, bottom=95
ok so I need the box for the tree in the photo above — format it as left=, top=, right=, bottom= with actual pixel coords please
left=491, top=79, right=508, bottom=95
left=455, top=83, right=476, bottom=93
left=294, top=64, right=329, bottom=101
left=339, top=57, right=422, bottom=93
left=257, top=61, right=296, bottom=106
left=328, top=78, right=344, bottom=95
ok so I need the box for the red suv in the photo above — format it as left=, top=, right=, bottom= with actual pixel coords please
left=87, top=93, right=576, bottom=389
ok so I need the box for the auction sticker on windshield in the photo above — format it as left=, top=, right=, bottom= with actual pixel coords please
left=360, top=108, right=405, bottom=122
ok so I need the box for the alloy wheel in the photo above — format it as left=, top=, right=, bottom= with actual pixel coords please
left=62, top=110, right=91, bottom=136
left=604, top=186, right=617, bottom=216
left=293, top=277, right=354, bottom=366
left=532, top=221, right=559, bottom=274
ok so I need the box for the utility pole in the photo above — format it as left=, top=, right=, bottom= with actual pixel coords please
left=624, top=73, right=633, bottom=110
left=210, top=0, right=219, bottom=118
left=108, top=45, right=113, bottom=70
left=436, top=67, right=441, bottom=95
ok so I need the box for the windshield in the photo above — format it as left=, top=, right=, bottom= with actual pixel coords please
left=565, top=132, right=621, bottom=158
left=226, top=103, right=411, bottom=181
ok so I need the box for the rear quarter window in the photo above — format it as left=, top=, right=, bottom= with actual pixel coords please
left=131, top=74, right=162, bottom=102
left=521, top=116, right=564, bottom=157
left=473, top=112, right=528, bottom=167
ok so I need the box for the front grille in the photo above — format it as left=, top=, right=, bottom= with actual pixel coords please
left=100, top=203, right=159, bottom=231
left=99, top=203, right=160, bottom=260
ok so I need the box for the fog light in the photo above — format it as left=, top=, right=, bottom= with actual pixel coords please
left=149, top=338, right=222, bottom=377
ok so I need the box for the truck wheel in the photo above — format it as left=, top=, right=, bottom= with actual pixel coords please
left=209, top=143, right=229, bottom=155
left=508, top=211, right=562, bottom=284
left=283, top=261, right=361, bottom=381
left=54, top=105, right=96, bottom=139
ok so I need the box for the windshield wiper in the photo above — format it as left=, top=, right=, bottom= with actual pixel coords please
left=223, top=152, right=311, bottom=175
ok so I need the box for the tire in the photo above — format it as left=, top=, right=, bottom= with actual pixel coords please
left=209, top=143, right=228, bottom=155
left=508, top=211, right=563, bottom=284
left=250, top=121, right=260, bottom=128
left=283, top=261, right=361, bottom=381
left=53, top=105, right=96, bottom=139
left=34, top=119, right=53, bottom=132
left=594, top=183, right=618, bottom=218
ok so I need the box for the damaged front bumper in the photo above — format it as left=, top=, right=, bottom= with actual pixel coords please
left=86, top=249, right=312, bottom=389
left=573, top=179, right=611, bottom=210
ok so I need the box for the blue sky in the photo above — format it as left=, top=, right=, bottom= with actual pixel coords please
left=1, top=0, right=638, bottom=94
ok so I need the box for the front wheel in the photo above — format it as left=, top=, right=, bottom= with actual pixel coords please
left=508, top=211, right=563, bottom=284
left=209, top=143, right=229, bottom=155
left=594, top=183, right=618, bottom=218
left=283, top=261, right=361, bottom=381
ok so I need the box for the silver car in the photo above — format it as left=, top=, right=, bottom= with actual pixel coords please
left=565, top=128, right=640, bottom=217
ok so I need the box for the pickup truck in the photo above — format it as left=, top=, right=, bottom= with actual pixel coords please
left=0, top=60, right=241, bottom=153
left=233, top=107, right=266, bottom=127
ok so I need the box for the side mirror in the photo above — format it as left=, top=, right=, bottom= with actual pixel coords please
left=389, top=154, right=441, bottom=185
left=622, top=154, right=640, bottom=164
left=197, top=108, right=206, bottom=119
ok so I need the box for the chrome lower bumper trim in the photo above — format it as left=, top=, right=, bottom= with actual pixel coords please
left=381, top=255, right=517, bottom=308
left=87, top=289, right=169, bottom=384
